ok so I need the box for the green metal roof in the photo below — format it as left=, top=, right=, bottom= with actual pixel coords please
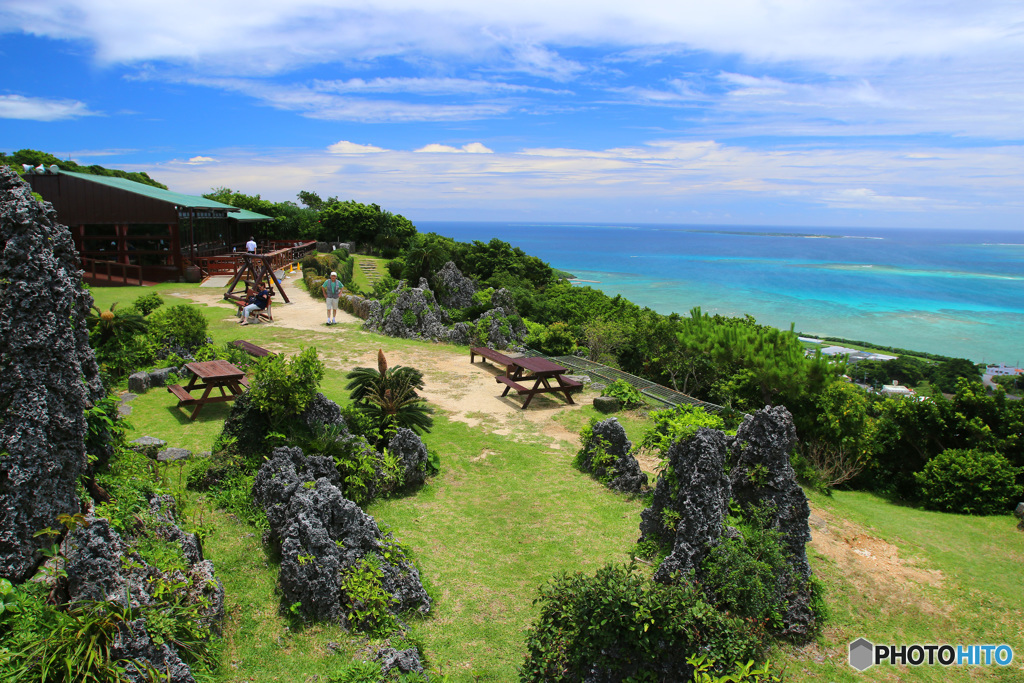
left=230, top=208, right=274, bottom=222
left=57, top=169, right=239, bottom=211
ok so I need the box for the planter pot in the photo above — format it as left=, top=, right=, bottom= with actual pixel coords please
left=184, top=265, right=202, bottom=283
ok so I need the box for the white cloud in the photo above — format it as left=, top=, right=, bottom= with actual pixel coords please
left=185, top=155, right=217, bottom=164
left=312, top=77, right=564, bottom=95
left=0, top=94, right=95, bottom=121
left=140, top=138, right=1024, bottom=227
left=327, top=140, right=388, bottom=154
left=415, top=142, right=494, bottom=153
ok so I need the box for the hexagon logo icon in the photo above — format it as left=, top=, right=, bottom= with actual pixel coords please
left=849, top=638, right=874, bottom=671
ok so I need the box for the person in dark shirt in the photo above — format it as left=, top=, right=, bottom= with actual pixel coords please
left=240, top=283, right=271, bottom=325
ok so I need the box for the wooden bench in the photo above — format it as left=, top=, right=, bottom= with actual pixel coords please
left=231, top=340, right=274, bottom=357
left=559, top=377, right=583, bottom=391
left=471, top=347, right=514, bottom=375
left=167, top=384, right=196, bottom=404
left=228, top=289, right=273, bottom=323
left=496, top=376, right=530, bottom=394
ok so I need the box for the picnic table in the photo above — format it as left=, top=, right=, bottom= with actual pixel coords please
left=496, top=356, right=582, bottom=409
left=167, top=360, right=248, bottom=420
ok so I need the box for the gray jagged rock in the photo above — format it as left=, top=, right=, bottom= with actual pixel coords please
left=0, top=167, right=104, bottom=582
left=148, top=367, right=176, bottom=387
left=448, top=322, right=471, bottom=345
left=128, top=372, right=151, bottom=393
left=575, top=418, right=647, bottom=494
left=376, top=646, right=424, bottom=676
left=639, top=427, right=732, bottom=582
left=468, top=288, right=529, bottom=349
left=252, top=447, right=430, bottom=627
left=130, top=436, right=168, bottom=460
left=370, top=282, right=452, bottom=341
left=157, top=447, right=192, bottom=463
left=431, top=261, right=476, bottom=309
left=302, top=393, right=346, bottom=432
left=729, top=405, right=814, bottom=639
left=1015, top=502, right=1024, bottom=531
left=62, top=502, right=225, bottom=682
left=388, top=428, right=431, bottom=490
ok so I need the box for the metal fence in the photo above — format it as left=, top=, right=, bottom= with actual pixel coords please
left=519, top=350, right=724, bottom=412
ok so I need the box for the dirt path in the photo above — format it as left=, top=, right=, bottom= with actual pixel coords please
left=182, top=276, right=589, bottom=449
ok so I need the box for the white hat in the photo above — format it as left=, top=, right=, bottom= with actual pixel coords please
left=330, top=271, right=337, bottom=276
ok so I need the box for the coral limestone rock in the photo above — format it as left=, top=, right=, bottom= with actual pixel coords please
left=431, top=261, right=476, bottom=309
left=639, top=427, right=732, bottom=582
left=252, top=447, right=430, bottom=626
left=729, top=405, right=815, bottom=638
left=0, top=167, right=104, bottom=581
left=576, top=418, right=647, bottom=494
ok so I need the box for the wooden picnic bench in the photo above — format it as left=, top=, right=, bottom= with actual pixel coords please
left=470, top=347, right=514, bottom=375
left=497, top=356, right=581, bottom=409
left=167, top=360, right=248, bottom=420
left=230, top=340, right=274, bottom=357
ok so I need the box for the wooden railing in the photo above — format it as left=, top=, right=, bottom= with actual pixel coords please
left=193, top=240, right=316, bottom=277
left=81, top=257, right=144, bottom=286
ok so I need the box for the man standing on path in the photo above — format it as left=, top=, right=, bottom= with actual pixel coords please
left=322, top=271, right=343, bottom=325
left=245, top=236, right=257, bottom=254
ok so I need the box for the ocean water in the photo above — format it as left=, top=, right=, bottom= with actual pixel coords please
left=418, top=221, right=1024, bottom=365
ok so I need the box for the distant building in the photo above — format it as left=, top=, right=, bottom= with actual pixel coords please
left=881, top=381, right=914, bottom=396
left=987, top=364, right=1023, bottom=376
left=25, top=168, right=271, bottom=282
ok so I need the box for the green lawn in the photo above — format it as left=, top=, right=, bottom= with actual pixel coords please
left=114, top=284, right=1024, bottom=682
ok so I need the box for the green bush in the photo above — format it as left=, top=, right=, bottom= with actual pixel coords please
left=132, top=292, right=164, bottom=316
left=386, top=258, right=404, bottom=279
left=332, top=247, right=350, bottom=261
left=521, top=562, right=767, bottom=682
left=638, top=404, right=725, bottom=465
left=246, top=347, right=325, bottom=431
left=525, top=321, right=577, bottom=356
left=147, top=304, right=209, bottom=353
left=914, top=448, right=1021, bottom=515
left=301, top=253, right=340, bottom=275
left=304, top=271, right=327, bottom=299
left=603, top=379, right=645, bottom=409
left=698, top=510, right=796, bottom=631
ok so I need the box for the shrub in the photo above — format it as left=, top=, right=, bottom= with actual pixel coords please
left=638, top=404, right=724, bottom=464
left=603, top=378, right=645, bottom=409
left=147, top=304, right=209, bottom=353
left=526, top=321, right=577, bottom=356
left=386, top=258, right=404, bottom=279
left=698, top=509, right=796, bottom=631
left=132, top=292, right=164, bottom=316
left=246, top=347, right=325, bottom=431
left=521, top=562, right=767, bottom=682
left=304, top=271, right=327, bottom=299
left=914, top=448, right=1021, bottom=515
left=332, top=247, right=350, bottom=261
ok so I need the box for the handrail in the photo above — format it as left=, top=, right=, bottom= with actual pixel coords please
left=81, top=257, right=144, bottom=286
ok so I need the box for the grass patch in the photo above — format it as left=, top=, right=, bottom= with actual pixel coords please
left=112, top=285, right=1024, bottom=682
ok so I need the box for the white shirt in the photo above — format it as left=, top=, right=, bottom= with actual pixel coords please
left=245, top=239, right=257, bottom=253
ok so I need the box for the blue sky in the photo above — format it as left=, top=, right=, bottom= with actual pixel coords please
left=2, top=1, right=1023, bottom=229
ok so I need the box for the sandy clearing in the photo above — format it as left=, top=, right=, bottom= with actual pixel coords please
left=182, top=275, right=592, bottom=449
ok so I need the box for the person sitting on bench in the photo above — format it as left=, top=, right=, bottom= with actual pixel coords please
left=240, top=283, right=271, bottom=326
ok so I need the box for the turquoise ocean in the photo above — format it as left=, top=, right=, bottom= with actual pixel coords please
left=418, top=222, right=1024, bottom=365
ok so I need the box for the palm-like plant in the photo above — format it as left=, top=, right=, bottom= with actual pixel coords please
left=346, top=350, right=434, bottom=438
left=86, top=302, right=147, bottom=346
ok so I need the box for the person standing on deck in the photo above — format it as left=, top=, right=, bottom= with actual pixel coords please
left=322, top=271, right=343, bottom=325
left=245, top=236, right=257, bottom=254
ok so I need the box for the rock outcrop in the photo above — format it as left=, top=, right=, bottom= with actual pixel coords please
left=729, top=405, right=814, bottom=638
left=388, top=428, right=432, bottom=490
left=62, top=498, right=224, bottom=682
left=639, top=428, right=732, bottom=582
left=366, top=282, right=452, bottom=341
left=0, top=167, right=104, bottom=582
left=251, top=447, right=430, bottom=627
left=431, top=261, right=475, bottom=309
left=575, top=418, right=647, bottom=494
